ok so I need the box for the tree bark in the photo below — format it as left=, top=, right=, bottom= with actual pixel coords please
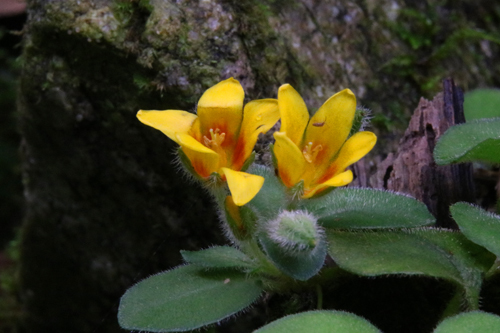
left=369, top=79, right=475, bottom=228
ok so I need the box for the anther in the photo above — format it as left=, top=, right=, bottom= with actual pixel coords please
left=303, top=142, right=323, bottom=163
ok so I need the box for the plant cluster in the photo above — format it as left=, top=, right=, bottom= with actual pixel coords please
left=118, top=80, right=500, bottom=332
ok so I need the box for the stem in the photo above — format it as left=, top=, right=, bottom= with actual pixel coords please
left=485, top=259, right=500, bottom=280
left=439, top=287, right=463, bottom=320
left=241, top=239, right=282, bottom=277
left=464, top=286, right=480, bottom=311
left=316, top=284, right=323, bottom=310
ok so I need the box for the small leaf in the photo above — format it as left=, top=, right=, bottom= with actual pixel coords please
left=434, top=118, right=500, bottom=165
left=118, top=265, right=263, bottom=332
left=301, top=188, right=435, bottom=229
left=464, top=88, right=500, bottom=121
left=260, top=232, right=327, bottom=281
left=450, top=202, right=500, bottom=257
left=433, top=311, right=500, bottom=333
left=181, top=246, right=257, bottom=270
left=253, top=310, right=382, bottom=333
left=326, top=228, right=494, bottom=284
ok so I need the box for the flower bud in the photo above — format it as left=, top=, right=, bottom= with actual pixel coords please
left=261, top=210, right=327, bottom=280
left=267, top=210, right=323, bottom=253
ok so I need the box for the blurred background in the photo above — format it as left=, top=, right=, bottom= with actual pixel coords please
left=0, top=1, right=25, bottom=331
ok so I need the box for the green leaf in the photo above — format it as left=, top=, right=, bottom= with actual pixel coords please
left=450, top=202, right=500, bottom=257
left=247, top=164, right=288, bottom=220
left=433, top=311, right=500, bottom=333
left=301, top=188, right=435, bottom=229
left=181, top=246, right=257, bottom=270
left=118, top=265, right=263, bottom=332
left=253, top=310, right=382, bottom=333
left=326, top=228, right=494, bottom=284
left=464, top=89, right=500, bottom=121
left=434, top=118, right=500, bottom=165
left=260, top=232, right=327, bottom=281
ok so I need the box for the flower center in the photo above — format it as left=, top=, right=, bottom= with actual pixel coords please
left=203, top=128, right=227, bottom=165
left=302, top=142, right=323, bottom=163
left=203, top=128, right=226, bottom=148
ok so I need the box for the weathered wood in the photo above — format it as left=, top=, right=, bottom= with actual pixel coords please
left=370, top=79, right=475, bottom=228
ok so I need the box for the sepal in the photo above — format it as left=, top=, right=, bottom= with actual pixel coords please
left=240, top=151, right=256, bottom=172
left=177, top=147, right=203, bottom=181
left=349, top=106, right=372, bottom=137
left=224, top=196, right=257, bottom=240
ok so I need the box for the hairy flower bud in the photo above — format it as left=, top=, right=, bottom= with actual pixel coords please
left=267, top=210, right=323, bottom=253
left=260, top=210, right=327, bottom=280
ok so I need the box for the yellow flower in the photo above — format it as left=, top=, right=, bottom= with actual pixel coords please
left=273, top=84, right=377, bottom=198
left=137, top=78, right=280, bottom=206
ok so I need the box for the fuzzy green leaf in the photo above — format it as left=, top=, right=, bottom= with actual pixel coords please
left=434, top=118, right=500, bottom=165
left=464, top=89, right=500, bottom=121
left=450, top=202, right=500, bottom=257
left=260, top=233, right=327, bottom=281
left=246, top=164, right=288, bottom=220
left=433, top=311, right=500, bottom=333
left=326, top=228, right=494, bottom=285
left=301, top=188, right=435, bottom=229
left=181, top=246, right=257, bottom=270
left=118, top=265, right=263, bottom=332
left=253, top=310, right=382, bottom=333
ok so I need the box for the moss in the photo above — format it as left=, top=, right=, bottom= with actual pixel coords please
left=0, top=233, right=21, bottom=333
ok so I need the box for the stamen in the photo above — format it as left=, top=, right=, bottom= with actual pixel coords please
left=302, top=142, right=323, bottom=163
left=203, top=128, right=226, bottom=148
left=202, top=127, right=228, bottom=166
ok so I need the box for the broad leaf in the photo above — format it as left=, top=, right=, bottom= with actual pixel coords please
left=253, top=310, right=382, bottom=333
left=260, top=233, right=327, bottom=281
left=434, top=311, right=500, bottom=333
left=181, top=246, right=257, bottom=270
left=326, top=228, right=494, bottom=285
left=434, top=118, right=500, bottom=165
left=451, top=202, right=500, bottom=257
left=301, top=188, right=435, bottom=229
left=118, top=265, right=263, bottom=332
left=464, top=88, right=500, bottom=121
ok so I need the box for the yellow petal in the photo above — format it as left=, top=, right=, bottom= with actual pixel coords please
left=316, top=131, right=376, bottom=185
left=189, top=117, right=202, bottom=142
left=221, top=168, right=264, bottom=206
left=197, top=78, right=245, bottom=149
left=273, top=131, right=306, bottom=187
left=176, top=133, right=218, bottom=155
left=278, top=84, right=309, bottom=146
left=303, top=89, right=357, bottom=167
left=303, top=170, right=353, bottom=199
left=176, top=133, right=220, bottom=178
left=137, top=110, right=197, bottom=145
left=332, top=131, right=377, bottom=172
left=231, top=99, right=280, bottom=170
